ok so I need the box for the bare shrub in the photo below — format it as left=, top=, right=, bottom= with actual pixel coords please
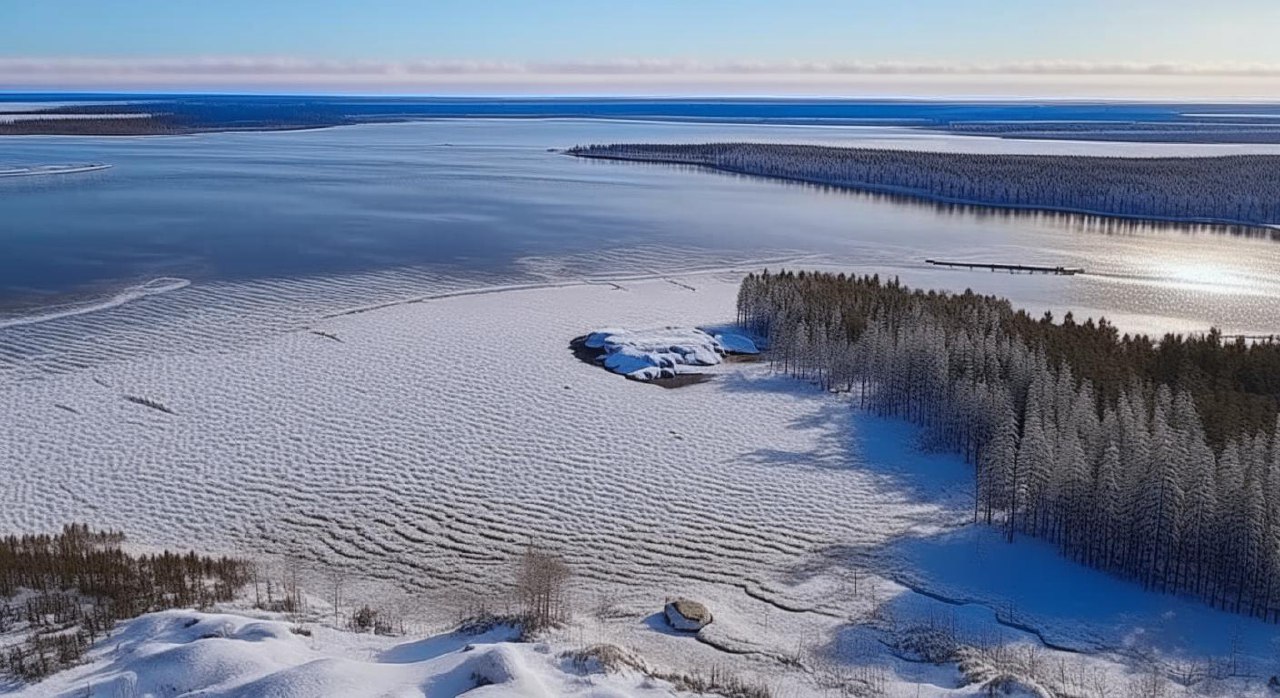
left=562, top=644, right=647, bottom=674
left=892, top=611, right=963, bottom=664
left=590, top=588, right=627, bottom=622
left=658, top=664, right=772, bottom=698
left=804, top=635, right=890, bottom=697
left=514, top=546, right=571, bottom=632
left=347, top=605, right=398, bottom=636
left=350, top=605, right=378, bottom=632
left=1126, top=662, right=1172, bottom=698
left=0, top=524, right=250, bottom=681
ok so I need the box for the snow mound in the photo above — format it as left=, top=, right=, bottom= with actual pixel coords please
left=711, top=331, right=759, bottom=355
left=46, top=612, right=314, bottom=698
left=25, top=610, right=680, bottom=698
left=584, top=326, right=757, bottom=380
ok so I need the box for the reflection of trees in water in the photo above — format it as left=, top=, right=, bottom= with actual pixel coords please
left=570, top=144, right=1280, bottom=239
left=758, top=173, right=1276, bottom=241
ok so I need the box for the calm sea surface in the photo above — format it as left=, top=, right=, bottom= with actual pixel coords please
left=2, top=118, right=1280, bottom=379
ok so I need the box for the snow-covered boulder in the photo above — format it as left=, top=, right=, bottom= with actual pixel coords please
left=711, top=331, right=759, bottom=355
left=582, top=327, right=757, bottom=381
left=664, top=598, right=713, bottom=631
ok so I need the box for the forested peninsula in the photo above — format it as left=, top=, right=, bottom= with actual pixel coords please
left=569, top=143, right=1280, bottom=227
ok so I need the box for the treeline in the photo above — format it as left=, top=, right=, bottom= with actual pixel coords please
left=0, top=99, right=359, bottom=136
left=0, top=116, right=185, bottom=136
left=0, top=524, right=250, bottom=680
left=569, top=143, right=1280, bottom=226
left=945, top=121, right=1280, bottom=145
left=738, top=270, right=1280, bottom=621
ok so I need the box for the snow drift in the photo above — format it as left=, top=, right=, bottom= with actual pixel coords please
left=24, top=610, right=675, bottom=698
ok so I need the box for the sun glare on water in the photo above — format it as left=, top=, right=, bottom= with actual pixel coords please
left=1157, top=259, right=1251, bottom=294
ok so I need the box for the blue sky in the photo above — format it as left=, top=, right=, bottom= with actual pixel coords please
left=3, top=0, right=1279, bottom=96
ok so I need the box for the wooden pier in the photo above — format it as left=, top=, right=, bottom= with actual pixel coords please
left=926, top=259, right=1084, bottom=276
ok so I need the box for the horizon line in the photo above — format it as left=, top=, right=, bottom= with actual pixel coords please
left=8, top=57, right=1280, bottom=78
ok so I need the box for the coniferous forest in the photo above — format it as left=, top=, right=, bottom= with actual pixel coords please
left=569, top=143, right=1280, bottom=226
left=738, top=270, right=1280, bottom=621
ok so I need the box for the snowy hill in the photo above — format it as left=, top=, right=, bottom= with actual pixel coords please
left=19, top=611, right=682, bottom=698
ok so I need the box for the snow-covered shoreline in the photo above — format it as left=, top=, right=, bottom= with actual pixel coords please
left=0, top=277, right=187, bottom=330
left=5, top=275, right=1279, bottom=695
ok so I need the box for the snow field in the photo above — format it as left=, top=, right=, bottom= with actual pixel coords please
left=0, top=275, right=964, bottom=693
left=4, top=273, right=1279, bottom=694
left=2, top=276, right=949, bottom=599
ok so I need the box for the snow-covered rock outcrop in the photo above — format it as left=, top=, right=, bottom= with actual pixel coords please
left=583, top=327, right=758, bottom=381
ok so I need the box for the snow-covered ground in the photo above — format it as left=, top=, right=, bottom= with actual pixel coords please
left=19, top=610, right=682, bottom=698
left=4, top=274, right=1278, bottom=695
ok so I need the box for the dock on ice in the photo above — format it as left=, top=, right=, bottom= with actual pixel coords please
left=925, top=259, right=1085, bottom=276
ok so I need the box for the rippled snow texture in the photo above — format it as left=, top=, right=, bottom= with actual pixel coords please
left=1, top=275, right=960, bottom=605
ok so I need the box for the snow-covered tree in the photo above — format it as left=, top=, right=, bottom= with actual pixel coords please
left=736, top=269, right=1280, bottom=622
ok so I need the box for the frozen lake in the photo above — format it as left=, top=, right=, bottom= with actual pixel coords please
left=3, top=117, right=1280, bottom=378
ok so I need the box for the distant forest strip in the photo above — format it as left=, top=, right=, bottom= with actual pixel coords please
left=0, top=115, right=345, bottom=136
left=568, top=143, right=1280, bottom=227
left=0, top=116, right=186, bottom=136
left=943, top=121, right=1280, bottom=144
left=739, top=270, right=1280, bottom=622
left=0, top=101, right=363, bottom=136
